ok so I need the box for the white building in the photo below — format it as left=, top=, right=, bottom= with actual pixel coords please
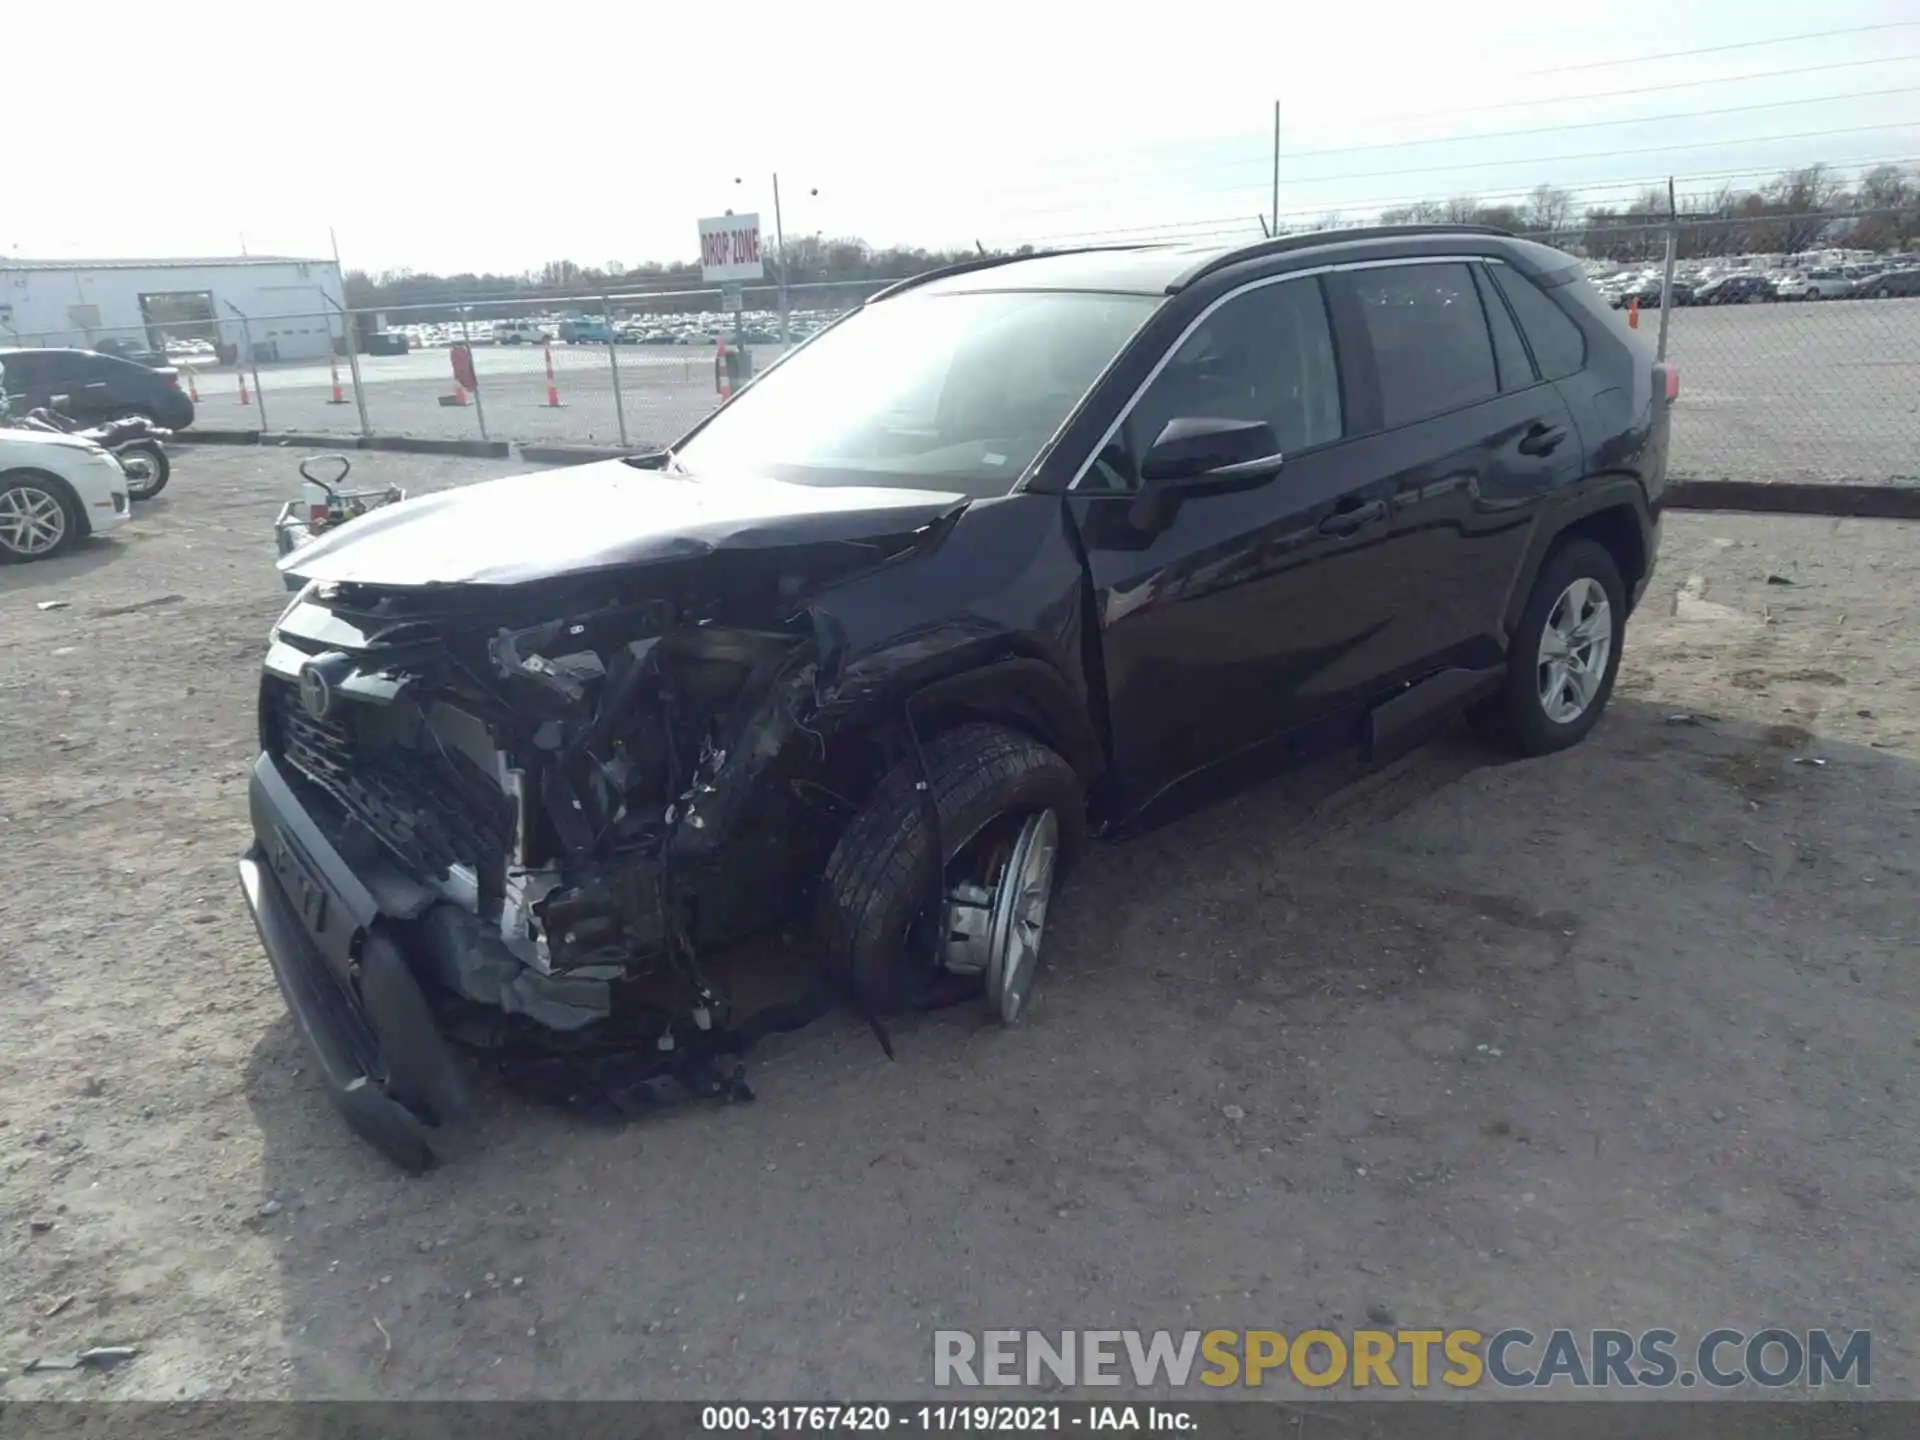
left=0, top=255, right=346, bottom=362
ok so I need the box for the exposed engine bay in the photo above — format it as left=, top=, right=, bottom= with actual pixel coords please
left=261, top=546, right=901, bottom=1108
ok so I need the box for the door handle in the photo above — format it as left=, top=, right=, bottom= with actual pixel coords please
left=1517, top=422, right=1567, bottom=456
left=1319, top=497, right=1386, bottom=535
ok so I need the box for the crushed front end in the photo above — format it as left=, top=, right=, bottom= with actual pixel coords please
left=236, top=561, right=855, bottom=1169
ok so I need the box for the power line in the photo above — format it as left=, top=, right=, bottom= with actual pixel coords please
left=997, top=157, right=1920, bottom=248
left=977, top=124, right=1920, bottom=227
left=1284, top=53, right=1920, bottom=145
left=927, top=52, right=1920, bottom=208
left=1515, top=21, right=1920, bottom=76
left=1275, top=85, right=1920, bottom=165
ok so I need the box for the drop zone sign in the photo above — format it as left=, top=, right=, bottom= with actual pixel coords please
left=699, top=214, right=765, bottom=283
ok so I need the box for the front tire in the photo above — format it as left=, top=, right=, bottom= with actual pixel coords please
left=0, top=472, right=81, bottom=562
left=818, top=723, right=1084, bottom=1014
left=1471, top=539, right=1626, bottom=756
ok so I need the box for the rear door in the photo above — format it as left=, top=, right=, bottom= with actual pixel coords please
left=1321, top=258, right=1584, bottom=679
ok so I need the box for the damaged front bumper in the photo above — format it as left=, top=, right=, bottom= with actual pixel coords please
left=237, top=755, right=463, bottom=1170
left=237, top=751, right=771, bottom=1170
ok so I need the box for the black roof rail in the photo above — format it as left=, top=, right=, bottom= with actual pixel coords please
left=867, top=243, right=1159, bottom=303
left=1173, top=223, right=1514, bottom=288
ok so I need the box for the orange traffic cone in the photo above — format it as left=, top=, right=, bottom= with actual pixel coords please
left=438, top=382, right=470, bottom=408
left=327, top=348, right=348, bottom=404
left=182, top=364, right=201, bottom=403
left=543, top=342, right=564, bottom=407
left=1627, top=297, right=1641, bottom=329
left=236, top=360, right=252, bottom=406
left=715, top=333, right=731, bottom=401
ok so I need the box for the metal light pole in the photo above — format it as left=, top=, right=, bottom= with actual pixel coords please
left=772, top=172, right=788, bottom=347
left=327, top=227, right=372, bottom=437
left=739, top=173, right=814, bottom=348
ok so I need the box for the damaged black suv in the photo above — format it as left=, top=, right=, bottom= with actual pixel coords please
left=238, top=226, right=1672, bottom=1169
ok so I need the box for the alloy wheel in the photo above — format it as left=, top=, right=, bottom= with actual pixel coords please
left=0, top=484, right=68, bottom=557
left=1536, top=577, right=1613, bottom=725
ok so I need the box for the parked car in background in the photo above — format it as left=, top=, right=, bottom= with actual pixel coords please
left=0, top=425, right=132, bottom=561
left=494, top=320, right=550, bottom=345
left=1860, top=266, right=1920, bottom=299
left=1775, top=268, right=1853, bottom=301
left=558, top=316, right=616, bottom=344
left=243, top=225, right=1674, bottom=1169
left=92, top=335, right=171, bottom=367
left=1695, top=273, right=1777, bottom=305
left=0, top=348, right=194, bottom=430
left=363, top=331, right=411, bottom=356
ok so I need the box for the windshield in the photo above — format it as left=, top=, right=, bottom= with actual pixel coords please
left=672, top=289, right=1158, bottom=497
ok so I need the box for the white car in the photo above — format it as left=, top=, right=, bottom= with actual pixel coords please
left=0, top=428, right=132, bottom=562
left=1775, top=268, right=1854, bottom=301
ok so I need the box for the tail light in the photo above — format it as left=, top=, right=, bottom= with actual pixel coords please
left=1655, top=363, right=1679, bottom=402
left=165, top=374, right=180, bottom=388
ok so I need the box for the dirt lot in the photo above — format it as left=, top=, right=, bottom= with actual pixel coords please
left=2, top=448, right=1916, bottom=1400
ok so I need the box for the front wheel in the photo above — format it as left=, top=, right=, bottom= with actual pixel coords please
left=118, top=440, right=170, bottom=500
left=0, top=472, right=80, bottom=562
left=817, top=723, right=1084, bottom=1017
left=1470, top=539, right=1626, bottom=756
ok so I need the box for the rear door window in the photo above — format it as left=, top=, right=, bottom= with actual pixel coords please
left=1471, top=265, right=1536, bottom=392
left=1346, top=262, right=1499, bottom=428
left=1489, top=264, right=1588, bottom=380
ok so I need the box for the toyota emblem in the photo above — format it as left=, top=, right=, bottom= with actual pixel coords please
left=297, top=661, right=333, bottom=721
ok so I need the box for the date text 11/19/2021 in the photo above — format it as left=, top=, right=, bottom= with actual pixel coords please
left=701, top=1405, right=1194, bottom=1432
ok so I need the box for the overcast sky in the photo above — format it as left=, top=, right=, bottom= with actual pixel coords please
left=8, top=1, right=1917, bottom=273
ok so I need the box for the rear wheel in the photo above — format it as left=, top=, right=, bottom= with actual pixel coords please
left=818, top=723, right=1084, bottom=1017
left=0, top=472, right=80, bottom=562
left=1470, top=539, right=1626, bottom=756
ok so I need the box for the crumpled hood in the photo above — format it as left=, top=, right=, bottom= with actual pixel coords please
left=280, top=459, right=969, bottom=588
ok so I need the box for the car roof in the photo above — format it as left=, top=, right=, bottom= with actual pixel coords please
left=882, top=225, right=1574, bottom=300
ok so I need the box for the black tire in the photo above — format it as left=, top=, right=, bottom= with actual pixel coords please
left=817, top=722, right=1084, bottom=1013
left=0, top=471, right=83, bottom=563
left=119, top=440, right=170, bottom=500
left=1470, top=538, right=1627, bottom=757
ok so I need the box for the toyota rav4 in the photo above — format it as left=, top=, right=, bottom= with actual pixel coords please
left=237, top=226, right=1673, bottom=1169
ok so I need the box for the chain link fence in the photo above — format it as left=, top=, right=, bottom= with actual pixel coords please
left=4, top=227, right=1916, bottom=483
left=1521, top=209, right=1920, bottom=485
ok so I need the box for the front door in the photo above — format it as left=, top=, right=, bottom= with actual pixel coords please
left=1065, top=273, right=1421, bottom=813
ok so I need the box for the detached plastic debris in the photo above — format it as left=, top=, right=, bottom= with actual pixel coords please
left=24, top=1346, right=139, bottom=1373
left=36, top=600, right=70, bottom=611
left=1790, top=756, right=1828, bottom=767
left=1765, top=574, right=1796, bottom=586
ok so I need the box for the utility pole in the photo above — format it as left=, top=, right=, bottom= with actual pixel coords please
left=772, top=172, right=789, bottom=347
left=1271, top=100, right=1281, bottom=238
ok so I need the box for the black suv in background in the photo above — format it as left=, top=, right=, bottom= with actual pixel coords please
left=0, top=347, right=195, bottom=429
left=239, top=225, right=1673, bottom=1169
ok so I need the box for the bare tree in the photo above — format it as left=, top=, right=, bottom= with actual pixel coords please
left=1523, top=184, right=1575, bottom=238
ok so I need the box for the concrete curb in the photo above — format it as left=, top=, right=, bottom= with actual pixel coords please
left=1667, top=480, right=1920, bottom=520
left=171, top=431, right=510, bottom=460
left=516, top=444, right=635, bottom=466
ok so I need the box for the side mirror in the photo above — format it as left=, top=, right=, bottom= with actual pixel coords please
left=1140, top=416, right=1285, bottom=488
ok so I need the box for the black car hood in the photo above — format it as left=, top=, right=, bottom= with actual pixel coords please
left=280, top=460, right=970, bottom=588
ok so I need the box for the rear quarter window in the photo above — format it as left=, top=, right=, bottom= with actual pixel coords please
left=1490, top=265, right=1588, bottom=380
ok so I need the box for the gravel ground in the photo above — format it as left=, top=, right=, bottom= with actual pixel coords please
left=1, top=448, right=1916, bottom=1401
left=210, top=299, right=1920, bottom=484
